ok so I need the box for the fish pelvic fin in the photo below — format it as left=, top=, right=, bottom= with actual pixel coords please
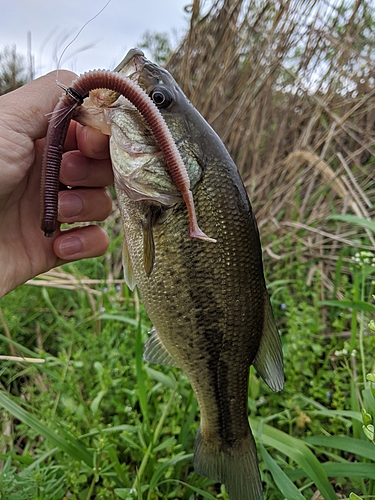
left=253, top=293, right=284, bottom=392
left=143, top=327, right=179, bottom=367
left=122, top=237, right=136, bottom=291
left=194, top=429, right=263, bottom=500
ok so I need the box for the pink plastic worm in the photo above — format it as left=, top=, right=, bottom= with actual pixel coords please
left=41, top=69, right=216, bottom=242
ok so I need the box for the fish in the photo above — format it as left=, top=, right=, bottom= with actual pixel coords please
left=76, top=48, right=284, bottom=500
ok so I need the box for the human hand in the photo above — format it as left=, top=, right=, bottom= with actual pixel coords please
left=0, top=70, right=114, bottom=297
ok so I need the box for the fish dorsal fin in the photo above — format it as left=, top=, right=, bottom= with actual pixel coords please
left=143, top=327, right=179, bottom=367
left=122, top=237, right=136, bottom=291
left=253, top=293, right=284, bottom=392
left=141, top=210, right=156, bottom=277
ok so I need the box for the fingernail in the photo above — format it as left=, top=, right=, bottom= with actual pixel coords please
left=62, top=153, right=89, bottom=182
left=59, top=193, right=84, bottom=218
left=58, top=236, right=83, bottom=256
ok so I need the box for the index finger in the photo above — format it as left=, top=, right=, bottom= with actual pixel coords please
left=65, top=122, right=110, bottom=160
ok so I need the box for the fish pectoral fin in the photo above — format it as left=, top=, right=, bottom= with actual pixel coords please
left=253, top=293, right=284, bottom=392
left=122, top=237, right=136, bottom=291
left=141, top=210, right=156, bottom=277
left=143, top=327, right=179, bottom=367
left=194, top=429, right=262, bottom=500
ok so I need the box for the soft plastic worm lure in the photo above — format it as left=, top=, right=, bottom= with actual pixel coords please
left=41, top=69, right=216, bottom=242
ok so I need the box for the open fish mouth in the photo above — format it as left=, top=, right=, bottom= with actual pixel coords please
left=113, top=48, right=147, bottom=83
left=113, top=49, right=168, bottom=98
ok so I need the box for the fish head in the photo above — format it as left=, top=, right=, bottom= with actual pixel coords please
left=108, top=49, right=205, bottom=205
left=75, top=49, right=208, bottom=206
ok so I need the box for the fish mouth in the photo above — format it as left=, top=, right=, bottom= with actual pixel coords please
left=82, top=50, right=147, bottom=112
left=104, top=48, right=151, bottom=115
left=114, top=48, right=145, bottom=70
left=113, top=48, right=147, bottom=84
left=114, top=49, right=164, bottom=95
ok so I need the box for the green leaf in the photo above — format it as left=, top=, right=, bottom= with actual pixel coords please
left=115, top=487, right=136, bottom=499
left=362, top=387, right=375, bottom=415
left=312, top=409, right=362, bottom=423
left=361, top=408, right=372, bottom=426
left=260, top=444, right=305, bottom=499
left=304, top=435, right=375, bottom=461
left=135, top=319, right=149, bottom=428
left=350, top=493, right=363, bottom=500
left=319, top=299, right=375, bottom=313
left=100, top=313, right=138, bottom=326
left=155, top=478, right=217, bottom=500
left=90, top=389, right=107, bottom=414
left=147, top=454, right=193, bottom=498
left=26, top=448, right=59, bottom=470
left=0, top=333, right=41, bottom=359
left=362, top=424, right=374, bottom=442
left=0, top=391, right=93, bottom=467
left=145, top=366, right=177, bottom=390
left=107, top=444, right=129, bottom=487
left=329, top=214, right=375, bottom=233
left=289, top=462, right=375, bottom=480
left=251, top=418, right=337, bottom=500
left=152, top=436, right=177, bottom=453
left=80, top=424, right=137, bottom=439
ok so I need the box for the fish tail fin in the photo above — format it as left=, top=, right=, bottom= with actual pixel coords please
left=193, top=428, right=263, bottom=500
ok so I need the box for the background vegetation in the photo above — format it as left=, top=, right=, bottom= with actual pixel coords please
left=1, top=0, right=375, bottom=498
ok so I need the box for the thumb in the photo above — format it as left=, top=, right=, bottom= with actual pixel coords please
left=1, top=70, right=77, bottom=141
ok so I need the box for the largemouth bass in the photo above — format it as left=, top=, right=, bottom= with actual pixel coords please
left=77, top=49, right=284, bottom=500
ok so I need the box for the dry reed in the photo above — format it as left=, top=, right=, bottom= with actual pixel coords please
left=166, top=0, right=375, bottom=293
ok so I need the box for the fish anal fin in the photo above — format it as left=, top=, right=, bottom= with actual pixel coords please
left=143, top=327, right=179, bottom=367
left=122, top=237, right=136, bottom=291
left=253, top=293, right=284, bottom=392
left=194, top=428, right=262, bottom=500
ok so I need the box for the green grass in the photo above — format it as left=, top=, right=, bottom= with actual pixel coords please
left=1, top=222, right=375, bottom=499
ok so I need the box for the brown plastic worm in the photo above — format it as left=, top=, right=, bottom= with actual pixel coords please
left=41, top=70, right=216, bottom=243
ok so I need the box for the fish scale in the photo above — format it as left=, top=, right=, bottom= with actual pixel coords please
left=77, top=49, right=284, bottom=500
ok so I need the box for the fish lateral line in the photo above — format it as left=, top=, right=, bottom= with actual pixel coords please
left=41, top=69, right=214, bottom=242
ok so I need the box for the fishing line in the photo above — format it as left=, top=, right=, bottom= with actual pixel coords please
left=55, top=0, right=112, bottom=92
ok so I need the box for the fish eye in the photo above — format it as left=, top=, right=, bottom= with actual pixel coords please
left=149, top=87, right=173, bottom=108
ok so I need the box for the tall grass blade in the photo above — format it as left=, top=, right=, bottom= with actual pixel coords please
left=0, top=333, right=41, bottom=359
left=135, top=319, right=149, bottom=428
left=260, top=444, right=306, bottom=500
left=319, top=299, right=375, bottom=313
left=100, top=313, right=138, bottom=326
left=107, top=444, right=129, bottom=487
left=26, top=447, right=59, bottom=470
left=305, top=435, right=375, bottom=461
left=363, top=387, right=375, bottom=415
left=157, top=479, right=217, bottom=499
left=251, top=418, right=337, bottom=500
left=288, top=462, right=375, bottom=481
left=329, top=215, right=375, bottom=233
left=80, top=424, right=137, bottom=439
left=147, top=454, right=193, bottom=499
left=0, top=391, right=93, bottom=467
